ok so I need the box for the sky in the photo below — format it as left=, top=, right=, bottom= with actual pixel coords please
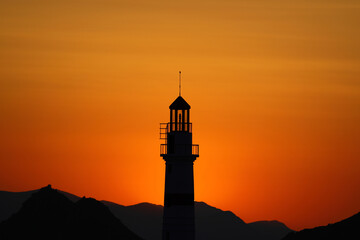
left=0, top=0, right=359, bottom=231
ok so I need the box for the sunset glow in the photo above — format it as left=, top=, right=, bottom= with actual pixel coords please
left=1, top=0, right=359, bottom=231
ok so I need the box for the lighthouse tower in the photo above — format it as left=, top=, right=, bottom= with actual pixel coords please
left=160, top=88, right=199, bottom=240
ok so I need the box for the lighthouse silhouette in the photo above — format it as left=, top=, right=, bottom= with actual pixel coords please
left=160, top=73, right=199, bottom=240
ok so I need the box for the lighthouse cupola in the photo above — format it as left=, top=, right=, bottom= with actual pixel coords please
left=169, top=96, right=190, bottom=132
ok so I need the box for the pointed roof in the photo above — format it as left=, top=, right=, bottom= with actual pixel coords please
left=169, top=96, right=191, bottom=110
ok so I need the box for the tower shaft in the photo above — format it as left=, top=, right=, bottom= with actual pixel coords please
left=163, top=157, right=195, bottom=240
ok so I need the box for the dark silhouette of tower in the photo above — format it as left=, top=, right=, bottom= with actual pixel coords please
left=160, top=91, right=199, bottom=240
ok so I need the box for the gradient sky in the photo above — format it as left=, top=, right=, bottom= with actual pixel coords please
left=1, top=0, right=359, bottom=231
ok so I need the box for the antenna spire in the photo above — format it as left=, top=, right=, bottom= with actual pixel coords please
left=179, top=71, right=182, bottom=96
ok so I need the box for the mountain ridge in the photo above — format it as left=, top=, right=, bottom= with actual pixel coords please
left=0, top=185, right=142, bottom=240
left=1, top=186, right=293, bottom=240
left=282, top=211, right=360, bottom=240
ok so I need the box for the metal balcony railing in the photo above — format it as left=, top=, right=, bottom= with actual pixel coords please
left=160, top=144, right=167, bottom=155
left=192, top=144, right=199, bottom=156
left=160, top=144, right=199, bottom=157
left=160, top=123, right=168, bottom=140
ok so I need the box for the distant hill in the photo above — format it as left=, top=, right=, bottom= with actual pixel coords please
left=103, top=201, right=163, bottom=240
left=248, top=220, right=293, bottom=240
left=0, top=189, right=37, bottom=222
left=0, top=185, right=141, bottom=240
left=282, top=212, right=360, bottom=240
left=0, top=186, right=292, bottom=240
left=105, top=200, right=292, bottom=240
left=0, top=188, right=81, bottom=223
left=194, top=201, right=256, bottom=240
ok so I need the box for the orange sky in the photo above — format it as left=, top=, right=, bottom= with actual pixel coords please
left=1, top=0, right=359, bottom=230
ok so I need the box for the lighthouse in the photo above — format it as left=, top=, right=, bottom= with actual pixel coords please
left=160, top=75, right=199, bottom=240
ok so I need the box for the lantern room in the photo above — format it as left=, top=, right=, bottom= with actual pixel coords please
left=169, top=96, right=191, bottom=132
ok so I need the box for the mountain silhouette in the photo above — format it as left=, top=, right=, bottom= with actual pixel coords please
left=0, top=186, right=293, bottom=240
left=248, top=220, right=293, bottom=240
left=282, top=211, right=360, bottom=240
left=103, top=201, right=164, bottom=240
left=196, top=202, right=291, bottom=240
left=0, top=189, right=37, bottom=222
left=0, top=185, right=141, bottom=240
left=95, top=199, right=293, bottom=240
left=2, top=186, right=359, bottom=240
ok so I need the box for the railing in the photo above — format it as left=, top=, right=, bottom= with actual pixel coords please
left=160, top=144, right=167, bottom=155
left=160, top=123, right=168, bottom=140
left=192, top=144, right=199, bottom=156
left=160, top=144, right=199, bottom=157
left=160, top=122, right=192, bottom=139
